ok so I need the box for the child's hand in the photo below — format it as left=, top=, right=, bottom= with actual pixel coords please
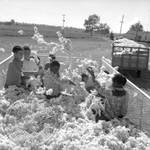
left=36, top=87, right=46, bottom=94
left=86, top=67, right=94, bottom=75
left=45, top=89, right=53, bottom=95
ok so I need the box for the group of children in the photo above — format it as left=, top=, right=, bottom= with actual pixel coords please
left=5, top=45, right=129, bottom=123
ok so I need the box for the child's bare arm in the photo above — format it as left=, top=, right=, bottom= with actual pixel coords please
left=86, top=67, right=95, bottom=80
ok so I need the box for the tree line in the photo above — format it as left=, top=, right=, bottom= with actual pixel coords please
left=83, top=14, right=145, bottom=39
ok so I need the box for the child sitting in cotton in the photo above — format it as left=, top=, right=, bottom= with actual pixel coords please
left=81, top=73, right=96, bottom=93
left=93, top=73, right=129, bottom=122
left=44, top=53, right=56, bottom=71
left=5, top=46, right=24, bottom=88
left=43, top=60, right=63, bottom=99
left=22, top=46, right=40, bottom=77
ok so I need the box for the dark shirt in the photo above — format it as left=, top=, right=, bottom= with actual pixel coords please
left=97, top=86, right=129, bottom=120
left=5, top=58, right=23, bottom=88
left=44, top=62, right=50, bottom=70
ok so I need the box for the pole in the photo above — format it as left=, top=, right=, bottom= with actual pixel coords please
left=120, top=15, right=124, bottom=35
left=62, top=14, right=65, bottom=35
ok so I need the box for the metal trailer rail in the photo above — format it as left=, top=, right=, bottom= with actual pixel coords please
left=0, top=54, right=13, bottom=89
left=102, top=56, right=150, bottom=135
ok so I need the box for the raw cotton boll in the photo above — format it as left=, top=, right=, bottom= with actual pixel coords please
left=89, top=100, right=102, bottom=117
left=0, top=98, right=10, bottom=116
left=111, top=118, right=121, bottom=127
left=86, top=108, right=95, bottom=121
left=126, top=137, right=137, bottom=148
left=17, top=30, right=24, bottom=35
left=111, top=126, right=130, bottom=143
left=60, top=79, right=76, bottom=93
left=6, top=101, right=31, bottom=120
left=136, top=133, right=150, bottom=146
left=26, top=76, right=42, bottom=91
left=98, top=134, right=107, bottom=146
left=3, top=114, right=17, bottom=125
left=0, top=144, right=13, bottom=150
left=105, top=76, right=113, bottom=89
left=101, top=121, right=112, bottom=134
left=100, top=66, right=107, bottom=72
left=36, top=87, right=46, bottom=95
left=93, top=123, right=103, bottom=136
left=23, top=120, right=39, bottom=134
left=45, top=89, right=53, bottom=96
left=0, top=133, right=16, bottom=149
left=106, top=138, right=125, bottom=150
left=0, top=48, right=5, bottom=52
left=85, top=93, right=96, bottom=108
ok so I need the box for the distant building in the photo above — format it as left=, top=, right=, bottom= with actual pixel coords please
left=125, top=31, right=150, bottom=42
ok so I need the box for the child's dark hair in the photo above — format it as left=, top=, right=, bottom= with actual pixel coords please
left=50, top=60, right=60, bottom=68
left=112, top=73, right=127, bottom=87
left=49, top=54, right=56, bottom=60
left=23, top=46, right=31, bottom=51
left=112, top=74, right=127, bottom=97
left=81, top=73, right=88, bottom=81
left=12, top=46, right=23, bottom=53
left=104, top=70, right=109, bottom=74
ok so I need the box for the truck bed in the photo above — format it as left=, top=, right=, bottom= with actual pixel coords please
left=102, top=57, right=150, bottom=135
left=1, top=55, right=150, bottom=135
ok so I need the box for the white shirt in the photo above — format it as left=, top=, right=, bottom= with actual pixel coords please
left=22, top=58, right=39, bottom=73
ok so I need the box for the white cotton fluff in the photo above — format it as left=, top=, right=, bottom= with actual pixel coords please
left=45, top=89, right=53, bottom=96
left=26, top=76, right=42, bottom=91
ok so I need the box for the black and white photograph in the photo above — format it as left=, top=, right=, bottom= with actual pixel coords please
left=0, top=0, right=150, bottom=149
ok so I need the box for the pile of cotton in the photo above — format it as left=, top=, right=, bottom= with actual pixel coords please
left=0, top=57, right=150, bottom=150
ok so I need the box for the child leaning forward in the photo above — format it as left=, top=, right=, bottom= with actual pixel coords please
left=97, top=73, right=129, bottom=121
left=86, top=67, right=129, bottom=122
left=43, top=60, right=63, bottom=99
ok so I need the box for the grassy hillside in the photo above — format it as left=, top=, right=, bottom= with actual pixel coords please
left=0, top=22, right=98, bottom=39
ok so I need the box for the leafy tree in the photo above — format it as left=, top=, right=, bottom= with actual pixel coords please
left=129, top=22, right=144, bottom=41
left=96, top=23, right=110, bottom=34
left=84, top=14, right=100, bottom=36
left=129, top=22, right=144, bottom=32
left=11, top=19, right=15, bottom=24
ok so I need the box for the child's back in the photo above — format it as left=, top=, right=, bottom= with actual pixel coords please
left=97, top=73, right=129, bottom=121
left=104, top=87, right=129, bottom=120
left=43, top=60, right=62, bottom=97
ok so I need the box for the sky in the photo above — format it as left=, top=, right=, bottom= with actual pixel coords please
left=0, top=0, right=150, bottom=33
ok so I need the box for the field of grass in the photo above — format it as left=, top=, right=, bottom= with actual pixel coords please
left=0, top=36, right=112, bottom=62
left=0, top=22, right=112, bottom=63
left=0, top=23, right=98, bottom=38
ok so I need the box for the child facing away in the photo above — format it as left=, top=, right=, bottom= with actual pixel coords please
left=85, top=67, right=129, bottom=122
left=44, top=53, right=56, bottom=71
left=5, top=46, right=24, bottom=88
left=96, top=73, right=129, bottom=121
left=43, top=60, right=63, bottom=99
